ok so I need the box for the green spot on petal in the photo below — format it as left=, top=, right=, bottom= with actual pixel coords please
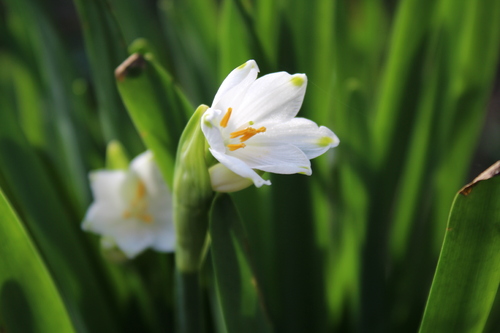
left=318, top=136, right=334, bottom=147
left=237, top=62, right=247, bottom=69
left=249, top=121, right=254, bottom=125
left=298, top=166, right=310, bottom=175
left=291, top=76, right=305, bottom=86
left=203, top=118, right=213, bottom=129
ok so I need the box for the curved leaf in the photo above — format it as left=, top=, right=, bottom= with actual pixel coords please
left=210, top=194, right=273, bottom=333
left=116, top=53, right=192, bottom=187
left=0, top=188, right=75, bottom=333
left=419, top=162, right=500, bottom=332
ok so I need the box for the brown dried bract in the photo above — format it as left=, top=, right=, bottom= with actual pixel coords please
left=114, top=53, right=146, bottom=81
left=459, top=161, right=500, bottom=196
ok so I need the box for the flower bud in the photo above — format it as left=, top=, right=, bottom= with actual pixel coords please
left=173, top=104, right=214, bottom=272
left=209, top=163, right=254, bottom=192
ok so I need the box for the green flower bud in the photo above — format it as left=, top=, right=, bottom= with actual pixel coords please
left=105, top=140, right=130, bottom=170
left=173, top=104, right=214, bottom=272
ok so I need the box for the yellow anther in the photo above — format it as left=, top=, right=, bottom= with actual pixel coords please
left=136, top=181, right=147, bottom=199
left=230, top=126, right=266, bottom=142
left=139, top=214, right=153, bottom=223
left=220, top=108, right=232, bottom=128
left=227, top=143, right=246, bottom=151
left=122, top=180, right=154, bottom=223
left=229, top=128, right=248, bottom=139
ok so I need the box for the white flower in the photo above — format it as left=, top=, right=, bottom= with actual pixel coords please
left=82, top=151, right=175, bottom=258
left=201, top=60, right=339, bottom=191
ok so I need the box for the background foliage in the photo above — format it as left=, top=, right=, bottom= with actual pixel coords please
left=0, top=0, right=499, bottom=332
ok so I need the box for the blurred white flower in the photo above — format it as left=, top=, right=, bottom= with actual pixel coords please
left=82, top=151, right=174, bottom=258
left=201, top=60, right=339, bottom=192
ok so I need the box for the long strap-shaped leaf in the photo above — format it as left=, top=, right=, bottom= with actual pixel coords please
left=419, top=162, right=500, bottom=332
left=116, top=53, right=193, bottom=188
left=0, top=188, right=75, bottom=333
left=210, top=194, right=273, bottom=333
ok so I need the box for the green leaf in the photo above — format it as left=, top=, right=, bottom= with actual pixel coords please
left=4, top=0, right=95, bottom=213
left=0, top=188, right=75, bottom=333
left=0, top=80, right=119, bottom=332
left=219, top=0, right=254, bottom=79
left=371, top=0, right=436, bottom=170
left=116, top=53, right=193, bottom=187
left=432, top=0, right=500, bottom=253
left=419, top=162, right=500, bottom=332
left=158, top=0, right=218, bottom=103
left=72, top=0, right=142, bottom=153
left=210, top=194, right=273, bottom=333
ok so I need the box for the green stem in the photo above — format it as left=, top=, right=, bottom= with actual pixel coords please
left=175, top=270, right=206, bottom=333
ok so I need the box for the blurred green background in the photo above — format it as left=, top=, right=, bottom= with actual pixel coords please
left=0, top=0, right=499, bottom=332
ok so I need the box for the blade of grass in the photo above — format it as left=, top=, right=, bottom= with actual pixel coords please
left=419, top=162, right=500, bottom=332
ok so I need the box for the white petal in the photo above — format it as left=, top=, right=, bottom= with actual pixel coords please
left=212, top=60, right=259, bottom=112
left=110, top=222, right=156, bottom=258
left=149, top=195, right=175, bottom=252
left=88, top=170, right=128, bottom=209
left=82, top=204, right=153, bottom=258
left=250, top=118, right=340, bottom=159
left=201, top=108, right=226, bottom=153
left=151, top=221, right=176, bottom=252
left=230, top=72, right=307, bottom=127
left=82, top=202, right=122, bottom=232
left=130, top=150, right=165, bottom=195
left=231, top=142, right=312, bottom=175
left=209, top=148, right=271, bottom=188
left=208, top=163, right=254, bottom=192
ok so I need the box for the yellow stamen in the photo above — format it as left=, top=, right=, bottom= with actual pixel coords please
left=227, top=143, right=246, bottom=151
left=230, top=126, right=266, bottom=142
left=220, top=107, right=232, bottom=128
left=122, top=180, right=154, bottom=223
left=136, top=181, right=146, bottom=199
left=139, top=214, right=153, bottom=223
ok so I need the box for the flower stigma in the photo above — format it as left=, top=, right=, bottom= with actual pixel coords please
left=122, top=180, right=153, bottom=223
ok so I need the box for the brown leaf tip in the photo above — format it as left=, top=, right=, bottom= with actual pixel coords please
left=459, top=161, right=500, bottom=196
left=115, top=53, right=147, bottom=81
